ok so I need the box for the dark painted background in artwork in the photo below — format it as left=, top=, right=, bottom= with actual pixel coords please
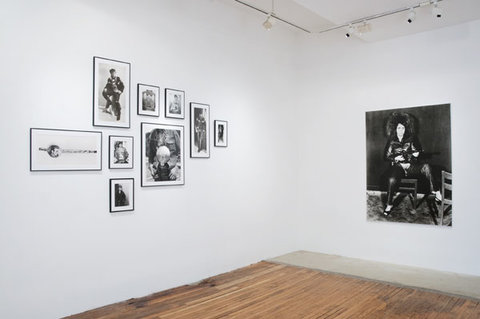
left=366, top=104, right=451, bottom=191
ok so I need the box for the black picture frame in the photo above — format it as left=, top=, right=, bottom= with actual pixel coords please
left=93, top=56, right=131, bottom=128
left=165, top=88, right=185, bottom=119
left=30, top=128, right=102, bottom=172
left=214, top=120, right=228, bottom=147
left=110, top=178, right=134, bottom=213
left=190, top=102, right=210, bottom=158
left=141, top=122, right=185, bottom=187
left=109, top=135, right=134, bottom=169
left=137, top=83, right=160, bottom=117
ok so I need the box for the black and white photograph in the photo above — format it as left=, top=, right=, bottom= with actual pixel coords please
left=214, top=120, right=228, bottom=147
left=93, top=56, right=131, bottom=128
left=138, top=83, right=160, bottom=117
left=110, top=178, right=134, bottom=213
left=366, top=104, right=452, bottom=226
left=165, top=88, right=185, bottom=119
left=109, top=135, right=134, bottom=169
left=190, top=103, right=210, bottom=158
left=30, top=128, right=102, bottom=171
left=141, top=123, right=184, bottom=187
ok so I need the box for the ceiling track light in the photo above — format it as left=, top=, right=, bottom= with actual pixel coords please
left=234, top=0, right=444, bottom=35
left=262, top=0, right=275, bottom=30
left=345, top=24, right=354, bottom=38
left=432, top=1, right=443, bottom=18
left=407, top=8, right=416, bottom=24
left=263, top=14, right=273, bottom=30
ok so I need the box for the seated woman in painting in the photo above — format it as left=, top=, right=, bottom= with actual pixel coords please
left=383, top=112, right=442, bottom=216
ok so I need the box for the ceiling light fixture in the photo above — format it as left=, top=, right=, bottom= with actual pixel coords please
left=233, top=0, right=311, bottom=33
left=345, top=24, right=354, bottom=38
left=262, top=0, right=275, bottom=30
left=407, top=8, right=416, bottom=24
left=233, top=0, right=444, bottom=35
left=356, top=20, right=372, bottom=34
left=432, top=1, right=443, bottom=18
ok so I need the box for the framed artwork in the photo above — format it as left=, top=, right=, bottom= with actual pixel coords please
left=365, top=104, right=452, bottom=226
left=110, top=178, right=134, bottom=213
left=30, top=128, right=102, bottom=171
left=137, top=83, right=160, bottom=117
left=214, top=120, right=228, bottom=147
left=165, top=88, right=185, bottom=119
left=141, top=122, right=184, bottom=187
left=109, top=135, right=134, bottom=169
left=93, top=56, right=131, bottom=128
left=190, top=102, right=210, bottom=158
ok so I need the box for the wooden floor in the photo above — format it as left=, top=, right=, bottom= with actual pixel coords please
left=65, top=262, right=480, bottom=319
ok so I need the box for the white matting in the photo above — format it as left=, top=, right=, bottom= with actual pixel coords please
left=268, top=251, right=480, bottom=300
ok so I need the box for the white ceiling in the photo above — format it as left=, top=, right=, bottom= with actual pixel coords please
left=234, top=0, right=480, bottom=41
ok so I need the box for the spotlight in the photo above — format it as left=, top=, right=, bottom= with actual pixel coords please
left=432, top=1, right=443, bottom=18
left=407, top=8, right=416, bottom=23
left=345, top=24, right=354, bottom=38
left=263, top=14, right=273, bottom=30
left=356, top=20, right=372, bottom=34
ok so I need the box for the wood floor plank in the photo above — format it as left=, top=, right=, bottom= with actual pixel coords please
left=64, top=261, right=480, bottom=319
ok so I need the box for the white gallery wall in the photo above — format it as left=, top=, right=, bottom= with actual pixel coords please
left=296, top=20, right=480, bottom=276
left=0, top=1, right=302, bottom=318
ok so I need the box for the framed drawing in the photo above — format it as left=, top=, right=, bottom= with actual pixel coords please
left=141, top=122, right=184, bottom=187
left=30, top=128, right=102, bottom=171
left=109, top=135, right=134, bottom=169
left=366, top=104, right=452, bottom=226
left=93, top=56, right=131, bottom=128
left=110, top=178, right=134, bottom=213
left=190, top=102, right=210, bottom=158
left=214, top=120, right=228, bottom=147
left=165, top=88, right=185, bottom=119
left=137, top=83, right=160, bottom=117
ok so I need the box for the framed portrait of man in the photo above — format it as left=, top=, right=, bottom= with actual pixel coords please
left=109, top=135, right=134, bottom=169
left=93, top=56, right=131, bottom=128
left=214, top=120, right=228, bottom=147
left=190, top=102, right=210, bottom=158
left=141, top=123, right=184, bottom=187
left=137, top=83, right=160, bottom=117
left=110, top=178, right=134, bottom=213
left=165, top=88, right=185, bottom=119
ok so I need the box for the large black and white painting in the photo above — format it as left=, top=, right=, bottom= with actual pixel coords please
left=93, top=56, right=130, bottom=128
left=141, top=123, right=184, bottom=187
left=366, top=104, right=452, bottom=226
left=30, top=128, right=102, bottom=171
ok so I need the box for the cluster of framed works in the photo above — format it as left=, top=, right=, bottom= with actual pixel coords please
left=30, top=55, right=229, bottom=213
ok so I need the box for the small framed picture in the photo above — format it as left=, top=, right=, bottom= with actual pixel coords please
left=93, top=56, right=131, bottom=128
left=137, top=83, right=160, bottom=117
left=109, top=135, right=134, bottom=169
left=141, top=122, right=185, bottom=187
left=190, top=102, right=210, bottom=158
left=110, top=178, right=134, bottom=213
left=30, top=128, right=102, bottom=171
left=165, top=88, right=185, bottom=119
left=214, top=120, right=228, bottom=147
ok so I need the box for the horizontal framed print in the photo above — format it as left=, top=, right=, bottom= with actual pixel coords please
left=165, top=88, right=185, bottom=119
left=110, top=178, right=134, bottom=213
left=109, top=135, right=133, bottom=169
left=93, top=56, right=131, bottom=128
left=30, top=128, right=102, bottom=171
left=214, top=120, right=228, bottom=147
left=190, top=102, right=210, bottom=158
left=141, top=122, right=184, bottom=187
left=138, top=83, right=160, bottom=117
